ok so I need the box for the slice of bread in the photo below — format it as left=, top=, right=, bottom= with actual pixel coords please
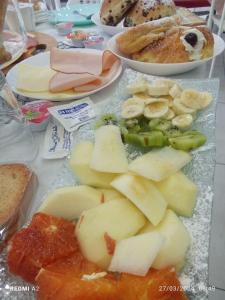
left=0, top=164, right=36, bottom=229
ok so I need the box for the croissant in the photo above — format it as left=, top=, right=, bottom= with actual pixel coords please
left=132, top=26, right=214, bottom=63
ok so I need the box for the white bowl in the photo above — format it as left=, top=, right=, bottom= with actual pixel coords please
left=107, top=33, right=225, bottom=76
left=91, top=13, right=127, bottom=36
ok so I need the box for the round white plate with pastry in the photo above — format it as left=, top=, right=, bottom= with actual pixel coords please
left=0, top=31, right=25, bottom=70
left=107, top=20, right=225, bottom=76
left=6, top=48, right=122, bottom=101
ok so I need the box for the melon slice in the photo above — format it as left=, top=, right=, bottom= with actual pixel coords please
left=39, top=186, right=103, bottom=220
left=69, top=141, right=116, bottom=188
left=76, top=199, right=146, bottom=269
left=140, top=209, right=190, bottom=269
left=90, top=125, right=128, bottom=173
left=128, top=146, right=192, bottom=181
left=111, top=174, right=167, bottom=226
left=155, top=171, right=198, bottom=217
left=109, top=232, right=164, bottom=276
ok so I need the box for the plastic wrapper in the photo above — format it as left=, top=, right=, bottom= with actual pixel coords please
left=0, top=164, right=38, bottom=251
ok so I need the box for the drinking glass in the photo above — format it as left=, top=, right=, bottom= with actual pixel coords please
left=0, top=71, right=37, bottom=163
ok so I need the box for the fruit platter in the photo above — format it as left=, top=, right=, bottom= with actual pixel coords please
left=0, top=68, right=219, bottom=300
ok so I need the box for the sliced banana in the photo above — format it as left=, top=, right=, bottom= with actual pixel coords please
left=127, top=79, right=148, bottom=94
left=163, top=95, right=174, bottom=107
left=164, top=108, right=175, bottom=120
left=169, top=84, right=182, bottom=99
left=145, top=97, right=169, bottom=105
left=180, top=89, right=202, bottom=110
left=154, top=79, right=176, bottom=89
left=180, top=89, right=213, bottom=110
left=172, top=114, right=193, bottom=129
left=172, top=98, right=196, bottom=115
left=144, top=102, right=169, bottom=119
left=121, top=104, right=144, bottom=119
left=198, top=92, right=213, bottom=109
left=133, top=93, right=150, bottom=104
left=147, top=83, right=169, bottom=96
left=122, top=98, right=145, bottom=109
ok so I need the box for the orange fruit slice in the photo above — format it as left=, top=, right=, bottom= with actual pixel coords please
left=119, top=268, right=188, bottom=300
left=7, top=213, right=79, bottom=283
left=36, top=253, right=120, bottom=300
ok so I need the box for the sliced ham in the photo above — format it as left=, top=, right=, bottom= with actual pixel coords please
left=49, top=72, right=102, bottom=93
left=74, top=60, right=121, bottom=93
left=49, top=48, right=121, bottom=93
left=50, top=47, right=119, bottom=75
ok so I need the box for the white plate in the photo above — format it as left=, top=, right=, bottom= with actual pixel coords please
left=6, top=48, right=122, bottom=101
left=107, top=33, right=225, bottom=76
left=91, top=13, right=127, bottom=36
left=0, top=31, right=25, bottom=70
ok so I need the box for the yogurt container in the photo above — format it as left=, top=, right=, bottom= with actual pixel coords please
left=66, top=30, right=88, bottom=47
left=21, top=100, right=53, bottom=132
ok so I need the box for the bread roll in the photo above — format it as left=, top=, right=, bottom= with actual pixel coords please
left=100, top=0, right=138, bottom=26
left=124, top=0, right=176, bottom=27
left=116, top=16, right=180, bottom=55
left=132, top=26, right=214, bottom=63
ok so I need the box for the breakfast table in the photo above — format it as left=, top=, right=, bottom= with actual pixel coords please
left=1, top=4, right=225, bottom=299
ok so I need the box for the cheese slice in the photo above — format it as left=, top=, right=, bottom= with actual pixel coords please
left=17, top=64, right=56, bottom=92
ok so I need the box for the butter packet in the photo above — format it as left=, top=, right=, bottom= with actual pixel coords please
left=48, top=97, right=96, bottom=132
left=42, top=120, right=72, bottom=159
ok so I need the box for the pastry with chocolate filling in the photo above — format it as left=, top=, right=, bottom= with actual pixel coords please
left=124, top=0, right=176, bottom=27
left=100, top=0, right=138, bottom=26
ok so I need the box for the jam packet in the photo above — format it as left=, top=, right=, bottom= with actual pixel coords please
left=48, top=97, right=96, bottom=132
left=42, top=119, right=72, bottom=159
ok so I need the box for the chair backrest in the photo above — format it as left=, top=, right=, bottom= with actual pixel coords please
left=208, top=1, right=225, bottom=78
left=208, top=0, right=225, bottom=35
left=174, top=0, right=210, bottom=8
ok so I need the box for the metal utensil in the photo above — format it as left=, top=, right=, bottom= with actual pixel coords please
left=73, top=10, right=93, bottom=20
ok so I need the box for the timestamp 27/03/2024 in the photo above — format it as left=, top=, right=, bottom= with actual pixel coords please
left=159, top=284, right=216, bottom=293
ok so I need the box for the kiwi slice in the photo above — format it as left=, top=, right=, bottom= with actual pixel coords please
left=169, top=133, right=206, bottom=151
left=95, top=114, right=118, bottom=128
left=149, top=119, right=172, bottom=132
left=124, top=131, right=168, bottom=148
left=164, top=128, right=182, bottom=138
left=123, top=119, right=141, bottom=133
left=138, top=116, right=151, bottom=132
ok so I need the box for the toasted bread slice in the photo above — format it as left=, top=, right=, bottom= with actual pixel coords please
left=0, top=164, right=36, bottom=229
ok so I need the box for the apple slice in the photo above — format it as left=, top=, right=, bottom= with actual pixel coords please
left=140, top=209, right=190, bottom=269
left=97, top=188, right=124, bottom=203
left=90, top=125, right=128, bottom=173
left=155, top=171, right=198, bottom=217
left=128, top=146, right=192, bottom=181
left=108, top=232, right=164, bottom=276
left=111, top=174, right=167, bottom=226
left=38, top=185, right=103, bottom=220
left=69, top=141, right=116, bottom=188
left=76, top=199, right=146, bottom=269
